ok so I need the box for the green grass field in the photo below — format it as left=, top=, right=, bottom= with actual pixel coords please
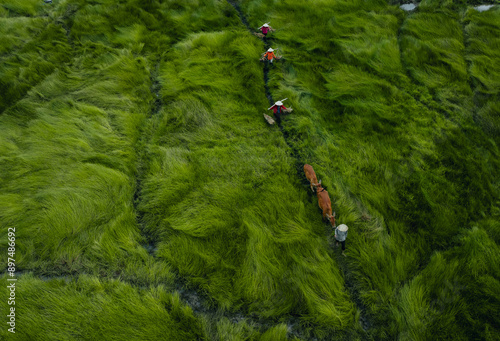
left=0, top=0, right=499, bottom=340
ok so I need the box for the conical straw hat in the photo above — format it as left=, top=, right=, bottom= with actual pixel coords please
left=337, top=224, right=348, bottom=232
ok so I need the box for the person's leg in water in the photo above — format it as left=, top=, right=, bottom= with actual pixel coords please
left=341, top=240, right=346, bottom=256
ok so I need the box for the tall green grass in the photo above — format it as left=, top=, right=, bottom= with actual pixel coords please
left=1, top=0, right=358, bottom=338
left=391, top=226, right=500, bottom=340
left=138, top=29, right=358, bottom=334
left=464, top=6, right=500, bottom=141
left=0, top=0, right=48, bottom=17
left=1, top=0, right=499, bottom=339
left=0, top=0, right=183, bottom=285
left=67, top=0, right=239, bottom=55
left=0, top=19, right=71, bottom=112
left=400, top=9, right=473, bottom=116
left=1, top=1, right=300, bottom=339
left=0, top=47, right=174, bottom=284
left=238, top=0, right=500, bottom=338
left=0, top=273, right=207, bottom=340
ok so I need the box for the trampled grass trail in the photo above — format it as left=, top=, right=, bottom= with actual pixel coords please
left=228, top=0, right=374, bottom=336
left=133, top=59, right=162, bottom=257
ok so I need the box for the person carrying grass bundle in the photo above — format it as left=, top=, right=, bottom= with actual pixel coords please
left=335, top=224, right=348, bottom=256
left=260, top=48, right=280, bottom=63
left=256, top=23, right=275, bottom=38
left=268, top=98, right=292, bottom=118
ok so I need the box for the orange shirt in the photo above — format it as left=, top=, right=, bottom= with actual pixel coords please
left=264, top=51, right=276, bottom=60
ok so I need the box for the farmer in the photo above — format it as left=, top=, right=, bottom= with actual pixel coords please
left=258, top=23, right=275, bottom=37
left=268, top=100, right=288, bottom=116
left=335, top=224, right=348, bottom=256
left=261, top=48, right=277, bottom=63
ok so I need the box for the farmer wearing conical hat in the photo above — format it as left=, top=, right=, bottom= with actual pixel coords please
left=258, top=23, right=275, bottom=37
left=335, top=224, right=349, bottom=256
left=262, top=48, right=277, bottom=63
left=268, top=99, right=288, bottom=116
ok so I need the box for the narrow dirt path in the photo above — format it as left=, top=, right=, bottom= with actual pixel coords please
left=226, top=0, right=373, bottom=338
left=133, top=60, right=162, bottom=256
left=226, top=0, right=274, bottom=108
left=327, top=233, right=372, bottom=332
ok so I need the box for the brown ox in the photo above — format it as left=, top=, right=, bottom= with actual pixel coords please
left=316, top=184, right=336, bottom=226
left=304, top=164, right=321, bottom=192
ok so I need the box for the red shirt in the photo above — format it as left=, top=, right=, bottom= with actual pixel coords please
left=261, top=27, right=270, bottom=34
left=271, top=105, right=287, bottom=114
